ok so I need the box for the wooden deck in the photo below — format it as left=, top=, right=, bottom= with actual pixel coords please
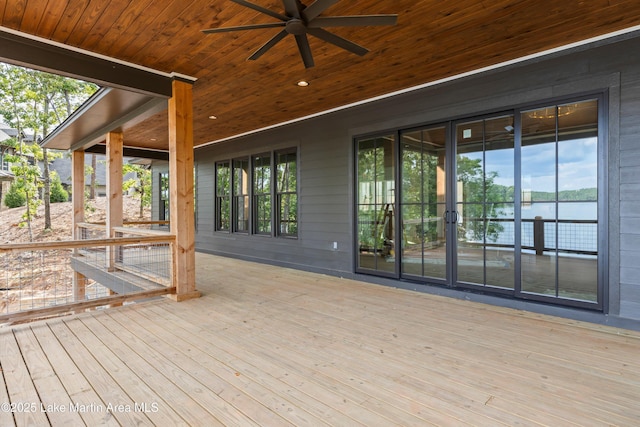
left=1, top=253, right=639, bottom=426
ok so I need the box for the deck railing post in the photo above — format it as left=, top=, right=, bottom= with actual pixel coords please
left=534, top=216, right=544, bottom=255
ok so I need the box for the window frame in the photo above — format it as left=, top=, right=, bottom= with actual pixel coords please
left=214, top=160, right=231, bottom=232
left=232, top=157, right=250, bottom=233
left=213, top=147, right=298, bottom=238
left=252, top=153, right=273, bottom=235
left=159, top=171, right=169, bottom=222
left=276, top=148, right=298, bottom=238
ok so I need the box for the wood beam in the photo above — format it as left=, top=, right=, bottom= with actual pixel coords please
left=168, top=79, right=200, bottom=301
left=71, top=151, right=85, bottom=240
left=106, top=131, right=124, bottom=277
left=71, top=150, right=86, bottom=302
left=106, top=131, right=124, bottom=237
left=0, top=28, right=172, bottom=97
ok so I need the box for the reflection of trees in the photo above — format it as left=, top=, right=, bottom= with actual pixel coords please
left=357, top=138, right=395, bottom=254
left=253, top=157, right=271, bottom=234
left=215, top=163, right=230, bottom=230
left=401, top=146, right=439, bottom=243
left=457, top=156, right=509, bottom=242
left=277, top=153, right=297, bottom=236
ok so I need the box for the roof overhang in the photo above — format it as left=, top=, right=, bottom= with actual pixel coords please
left=40, top=87, right=168, bottom=151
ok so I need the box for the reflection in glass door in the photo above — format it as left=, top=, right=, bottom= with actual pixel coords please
left=356, top=135, right=396, bottom=274
left=520, top=100, right=599, bottom=302
left=455, top=115, right=515, bottom=289
left=400, top=126, right=447, bottom=281
left=354, top=96, right=601, bottom=308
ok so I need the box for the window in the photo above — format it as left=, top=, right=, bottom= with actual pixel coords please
left=159, top=172, right=169, bottom=222
left=276, top=149, right=297, bottom=237
left=233, top=158, right=250, bottom=232
left=215, top=161, right=230, bottom=231
left=215, top=148, right=297, bottom=238
left=253, top=154, right=272, bottom=234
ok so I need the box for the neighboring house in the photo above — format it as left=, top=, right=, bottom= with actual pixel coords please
left=173, top=33, right=640, bottom=327
left=49, top=153, right=138, bottom=198
left=1, top=129, right=116, bottom=204
left=48, top=153, right=108, bottom=198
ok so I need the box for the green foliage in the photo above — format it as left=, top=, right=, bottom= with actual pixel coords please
left=49, top=171, right=69, bottom=203
left=0, top=63, right=97, bottom=238
left=530, top=187, right=597, bottom=201
left=456, top=156, right=507, bottom=242
left=6, top=142, right=43, bottom=230
left=4, top=182, right=26, bottom=208
left=123, top=163, right=152, bottom=217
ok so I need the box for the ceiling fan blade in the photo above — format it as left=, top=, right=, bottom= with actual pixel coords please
left=302, top=0, right=339, bottom=22
left=231, top=0, right=289, bottom=21
left=307, top=28, right=369, bottom=56
left=248, top=29, right=288, bottom=60
left=282, top=0, right=301, bottom=19
left=202, top=22, right=285, bottom=34
left=309, top=15, right=398, bottom=28
left=294, top=34, right=314, bottom=68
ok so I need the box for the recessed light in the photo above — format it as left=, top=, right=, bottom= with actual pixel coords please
left=297, top=80, right=309, bottom=87
left=150, top=138, right=157, bottom=141
left=209, top=115, right=218, bottom=120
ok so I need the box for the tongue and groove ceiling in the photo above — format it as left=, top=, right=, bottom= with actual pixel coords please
left=2, top=0, right=640, bottom=150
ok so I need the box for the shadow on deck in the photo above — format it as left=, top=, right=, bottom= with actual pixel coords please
left=1, top=252, right=639, bottom=426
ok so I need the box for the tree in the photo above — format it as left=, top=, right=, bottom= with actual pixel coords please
left=4, top=140, right=43, bottom=239
left=49, top=171, right=69, bottom=203
left=0, top=65, right=41, bottom=240
left=123, top=163, right=152, bottom=218
left=0, top=63, right=97, bottom=236
left=89, top=154, right=97, bottom=200
left=29, top=69, right=97, bottom=229
left=4, top=181, right=26, bottom=208
left=456, top=155, right=507, bottom=242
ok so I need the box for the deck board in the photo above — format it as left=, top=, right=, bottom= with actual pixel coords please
left=1, top=252, right=639, bottom=426
left=0, top=329, right=51, bottom=426
left=0, top=349, right=17, bottom=427
left=29, top=323, right=119, bottom=426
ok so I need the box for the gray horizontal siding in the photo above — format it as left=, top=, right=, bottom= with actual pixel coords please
left=185, top=34, right=640, bottom=324
left=618, top=62, right=640, bottom=320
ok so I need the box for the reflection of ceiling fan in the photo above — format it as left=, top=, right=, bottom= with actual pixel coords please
left=202, top=0, right=397, bottom=68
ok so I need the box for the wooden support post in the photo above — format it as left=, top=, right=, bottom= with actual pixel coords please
left=106, top=131, right=124, bottom=274
left=71, top=150, right=86, bottom=302
left=168, top=78, right=200, bottom=301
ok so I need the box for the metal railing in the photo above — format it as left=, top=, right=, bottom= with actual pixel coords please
left=0, top=233, right=175, bottom=326
left=458, top=217, right=598, bottom=256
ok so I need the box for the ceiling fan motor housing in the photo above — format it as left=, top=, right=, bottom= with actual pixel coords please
left=286, top=18, right=307, bottom=35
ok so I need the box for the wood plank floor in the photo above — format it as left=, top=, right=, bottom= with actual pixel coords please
left=1, top=252, right=639, bottom=426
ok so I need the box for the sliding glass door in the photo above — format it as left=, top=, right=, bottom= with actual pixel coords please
left=356, top=135, right=396, bottom=275
left=400, top=126, right=447, bottom=281
left=454, top=115, right=515, bottom=290
left=519, top=99, right=599, bottom=303
left=354, top=96, right=602, bottom=309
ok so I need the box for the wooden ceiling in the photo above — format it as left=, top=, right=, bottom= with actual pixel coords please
left=2, top=0, right=640, bottom=150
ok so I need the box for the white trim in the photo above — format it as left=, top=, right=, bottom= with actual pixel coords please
left=0, top=26, right=195, bottom=81
left=197, top=24, right=640, bottom=148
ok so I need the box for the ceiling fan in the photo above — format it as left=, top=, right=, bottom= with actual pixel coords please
left=202, top=0, right=398, bottom=68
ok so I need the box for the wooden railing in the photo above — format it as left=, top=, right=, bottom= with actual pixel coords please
left=0, top=233, right=176, bottom=325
